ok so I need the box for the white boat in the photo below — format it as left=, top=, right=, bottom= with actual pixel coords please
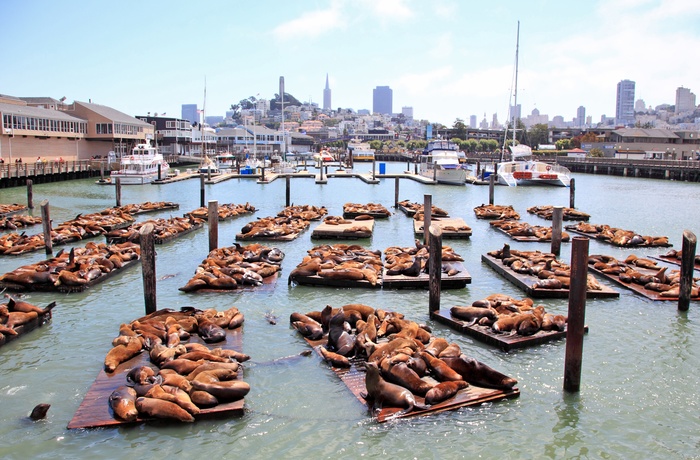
left=198, top=156, right=221, bottom=175
left=110, top=141, right=169, bottom=185
left=347, top=139, right=375, bottom=162
left=496, top=21, right=571, bottom=188
left=497, top=145, right=571, bottom=187
left=313, top=149, right=334, bottom=163
left=418, top=140, right=467, bottom=185
left=215, top=153, right=236, bottom=170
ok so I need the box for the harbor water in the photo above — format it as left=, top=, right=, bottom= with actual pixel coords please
left=1, top=162, right=699, bottom=459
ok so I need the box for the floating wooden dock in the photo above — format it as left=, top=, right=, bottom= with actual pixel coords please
left=491, top=225, right=568, bottom=243
left=302, top=336, right=519, bottom=423
left=565, top=225, right=673, bottom=248
left=430, top=308, right=585, bottom=352
left=0, top=310, right=52, bottom=348
left=413, top=218, right=472, bottom=238
left=587, top=263, right=699, bottom=301
left=288, top=274, right=381, bottom=289
left=67, top=328, right=245, bottom=429
left=0, top=204, right=28, bottom=217
left=382, top=262, right=471, bottom=289
left=481, top=254, right=619, bottom=298
left=650, top=254, right=700, bottom=272
left=311, top=219, right=374, bottom=239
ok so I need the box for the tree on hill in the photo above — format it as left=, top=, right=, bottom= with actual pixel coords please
left=452, top=119, right=467, bottom=139
left=271, top=92, right=302, bottom=111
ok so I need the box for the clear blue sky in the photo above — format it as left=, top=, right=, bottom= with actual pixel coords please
left=3, top=0, right=699, bottom=126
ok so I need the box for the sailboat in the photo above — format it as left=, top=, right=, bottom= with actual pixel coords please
left=496, top=22, right=571, bottom=187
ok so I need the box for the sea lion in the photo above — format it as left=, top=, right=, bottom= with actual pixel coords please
left=327, top=308, right=355, bottom=356
left=423, top=337, right=449, bottom=357
left=135, top=396, right=195, bottom=422
left=5, top=297, right=56, bottom=315
left=441, top=354, right=518, bottom=390
left=126, top=366, right=160, bottom=386
left=424, top=380, right=469, bottom=405
left=197, top=317, right=226, bottom=343
left=109, top=386, right=139, bottom=422
left=0, top=324, right=18, bottom=336
left=450, top=305, right=499, bottom=325
left=382, top=360, right=434, bottom=396
left=190, top=390, right=218, bottom=407
left=29, top=403, right=51, bottom=421
left=0, top=307, right=38, bottom=329
left=292, top=321, right=324, bottom=340
left=318, top=346, right=351, bottom=367
left=144, top=384, right=200, bottom=415
left=161, top=358, right=206, bottom=375
left=186, top=362, right=239, bottom=381
left=362, top=361, right=429, bottom=415
left=104, top=336, right=143, bottom=373
left=419, top=351, right=464, bottom=382
left=190, top=376, right=250, bottom=401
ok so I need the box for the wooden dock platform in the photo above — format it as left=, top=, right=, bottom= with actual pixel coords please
left=302, top=336, right=519, bottom=423
left=0, top=310, right=52, bottom=348
left=67, top=326, right=245, bottom=429
left=311, top=219, right=374, bottom=239
left=382, top=262, right=471, bottom=289
left=587, top=263, right=699, bottom=301
left=414, top=218, right=472, bottom=238
left=481, top=254, right=619, bottom=298
left=430, top=308, right=584, bottom=352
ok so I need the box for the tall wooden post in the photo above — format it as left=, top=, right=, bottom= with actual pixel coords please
left=26, top=179, right=33, bottom=209
left=261, top=165, right=265, bottom=182
left=551, top=206, right=563, bottom=256
left=428, top=224, right=443, bottom=315
left=200, top=175, right=205, bottom=208
left=100, top=162, right=105, bottom=181
left=285, top=176, right=291, bottom=207
left=115, top=178, right=122, bottom=207
left=564, top=236, right=589, bottom=392
left=139, top=223, right=157, bottom=315
left=394, top=177, right=400, bottom=208
left=372, top=157, right=376, bottom=181
left=679, top=230, right=697, bottom=311
left=158, top=163, right=162, bottom=181
left=208, top=200, right=219, bottom=252
left=40, top=200, right=52, bottom=255
left=423, top=194, right=432, bottom=244
left=489, top=174, right=495, bottom=205
left=569, top=177, right=576, bottom=209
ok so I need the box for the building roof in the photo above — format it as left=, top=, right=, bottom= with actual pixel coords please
left=20, top=97, right=62, bottom=106
left=0, top=102, right=86, bottom=122
left=612, top=128, right=680, bottom=139
left=74, top=101, right=151, bottom=126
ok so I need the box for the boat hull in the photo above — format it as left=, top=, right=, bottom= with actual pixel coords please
left=497, top=161, right=571, bottom=187
left=110, top=173, right=159, bottom=185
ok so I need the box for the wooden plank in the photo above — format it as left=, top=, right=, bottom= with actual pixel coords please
left=382, top=262, right=471, bottom=289
left=288, top=274, right=381, bottom=289
left=301, top=336, right=519, bottom=423
left=311, top=219, right=374, bottom=239
left=413, top=218, right=472, bottom=239
left=565, top=225, right=672, bottom=248
left=67, top=327, right=244, bottom=429
left=430, top=308, right=587, bottom=352
left=650, top=254, right=700, bottom=272
left=235, top=232, right=300, bottom=242
left=0, top=311, right=52, bottom=348
left=481, top=254, right=619, bottom=298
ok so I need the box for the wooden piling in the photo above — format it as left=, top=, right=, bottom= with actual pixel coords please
left=678, top=230, right=697, bottom=311
left=564, top=236, right=589, bottom=392
left=489, top=174, right=495, bottom=205
left=569, top=177, right=576, bottom=208
left=423, top=194, right=432, bottom=244
left=139, top=223, right=157, bottom=315
left=372, top=157, right=376, bottom=181
left=26, top=179, right=33, bottom=209
left=200, top=175, right=205, bottom=208
left=40, top=200, right=52, bottom=255
left=115, top=178, right=122, bottom=207
left=158, top=163, right=162, bottom=181
left=394, top=177, right=400, bottom=208
left=551, top=206, right=563, bottom=256
left=208, top=200, right=219, bottom=252
left=428, top=224, right=443, bottom=314
left=286, top=176, right=291, bottom=207
left=100, top=162, right=104, bottom=181
left=261, top=165, right=265, bottom=182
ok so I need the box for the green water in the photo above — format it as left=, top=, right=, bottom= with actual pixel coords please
left=1, top=164, right=699, bottom=459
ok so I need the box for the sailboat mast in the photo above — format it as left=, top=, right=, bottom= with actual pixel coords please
left=513, top=21, right=520, bottom=147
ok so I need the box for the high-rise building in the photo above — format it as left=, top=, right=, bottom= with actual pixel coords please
left=469, top=115, right=477, bottom=129
left=323, top=74, right=331, bottom=111
left=577, top=106, right=586, bottom=128
left=182, top=104, right=199, bottom=124
left=615, top=79, right=635, bottom=126
left=675, top=86, right=696, bottom=113
left=372, top=86, right=392, bottom=115
left=509, top=104, right=521, bottom=123
left=401, top=106, right=413, bottom=120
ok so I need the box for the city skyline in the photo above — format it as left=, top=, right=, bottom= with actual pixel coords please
left=3, top=1, right=700, bottom=126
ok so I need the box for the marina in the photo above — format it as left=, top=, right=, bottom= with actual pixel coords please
left=1, top=162, right=699, bottom=458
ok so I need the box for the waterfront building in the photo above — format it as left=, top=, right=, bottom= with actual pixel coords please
left=323, top=74, right=331, bottom=111
left=181, top=104, right=199, bottom=124
left=615, top=79, right=635, bottom=126
left=136, top=115, right=193, bottom=156
left=675, top=86, right=696, bottom=113
left=372, top=86, right=392, bottom=115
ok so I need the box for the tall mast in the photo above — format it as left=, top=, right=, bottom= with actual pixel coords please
left=513, top=21, right=520, bottom=148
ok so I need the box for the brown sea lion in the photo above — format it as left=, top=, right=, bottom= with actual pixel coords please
left=292, top=321, right=324, bottom=340
left=5, top=297, right=56, bottom=315
left=197, top=317, right=226, bottom=343
left=382, top=361, right=434, bottom=396
left=318, top=346, right=351, bottom=368
left=450, top=305, right=498, bottom=325
left=109, top=386, right=139, bottom=422
left=0, top=324, right=18, bottom=336
left=135, top=396, right=195, bottom=422
left=186, top=362, right=239, bottom=381
left=190, top=376, right=250, bottom=401
left=144, top=384, right=200, bottom=415
left=29, top=403, right=51, bottom=421
left=424, top=337, right=449, bottom=357
left=362, top=361, right=429, bottom=415
left=419, top=351, right=464, bottom=382
left=424, top=380, right=469, bottom=405
left=0, top=307, right=38, bottom=329
left=104, top=336, right=143, bottom=373
left=327, top=308, right=355, bottom=356
left=441, top=354, right=518, bottom=390
left=190, top=390, right=218, bottom=407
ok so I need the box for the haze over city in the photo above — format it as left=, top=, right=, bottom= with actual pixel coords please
left=4, top=0, right=700, bottom=126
